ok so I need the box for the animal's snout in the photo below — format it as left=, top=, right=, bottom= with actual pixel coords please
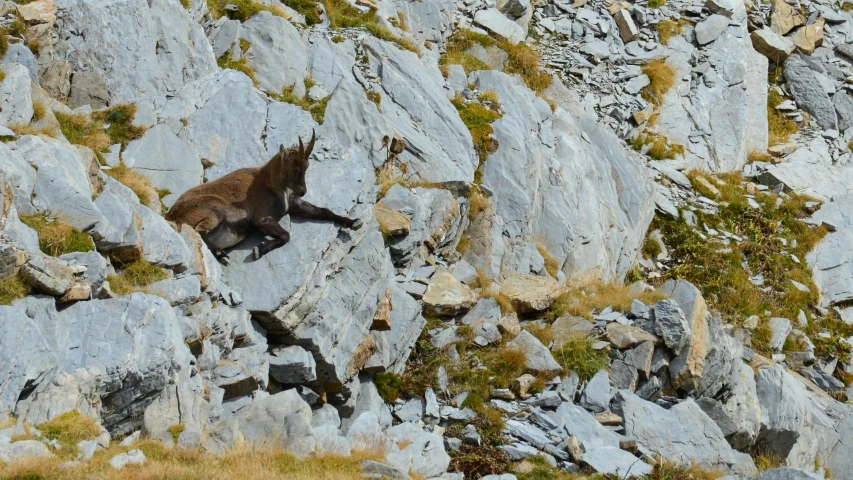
left=296, top=186, right=308, bottom=197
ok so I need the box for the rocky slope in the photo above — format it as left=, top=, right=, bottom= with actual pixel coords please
left=1, top=0, right=853, bottom=478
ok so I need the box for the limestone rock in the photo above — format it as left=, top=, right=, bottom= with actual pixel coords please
left=789, top=17, right=824, bottom=56
left=784, top=54, right=837, bottom=131
left=507, top=330, right=561, bottom=372
left=499, top=274, right=559, bottom=313
left=695, top=15, right=730, bottom=45
left=421, top=268, right=477, bottom=317
left=474, top=8, right=526, bottom=44
left=0, top=64, right=34, bottom=125
left=375, top=204, right=411, bottom=237
left=606, top=323, right=659, bottom=349
left=751, top=28, right=796, bottom=62
left=580, top=370, right=611, bottom=413
left=653, top=299, right=691, bottom=354
left=613, top=9, right=638, bottom=43
left=770, top=0, right=805, bottom=35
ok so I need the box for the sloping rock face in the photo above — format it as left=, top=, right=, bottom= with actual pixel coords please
left=656, top=11, right=768, bottom=173
left=464, top=70, right=655, bottom=282
left=808, top=194, right=853, bottom=307
left=0, top=295, right=192, bottom=435
left=49, top=0, right=216, bottom=105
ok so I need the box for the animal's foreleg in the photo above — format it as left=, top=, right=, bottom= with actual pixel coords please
left=253, top=216, right=291, bottom=260
left=195, top=217, right=231, bottom=266
left=290, top=198, right=363, bottom=230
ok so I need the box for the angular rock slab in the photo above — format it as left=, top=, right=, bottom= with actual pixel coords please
left=499, top=273, right=559, bottom=313
left=421, top=268, right=478, bottom=317
left=614, top=391, right=757, bottom=474
left=784, top=54, right=837, bottom=131
left=507, top=330, right=561, bottom=372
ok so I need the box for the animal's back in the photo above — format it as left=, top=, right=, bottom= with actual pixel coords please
left=166, top=167, right=260, bottom=225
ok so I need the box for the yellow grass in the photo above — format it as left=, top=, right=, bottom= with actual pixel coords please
left=6, top=123, right=59, bottom=138
left=0, top=440, right=388, bottom=480
left=19, top=213, right=95, bottom=257
left=105, top=163, right=158, bottom=208
left=546, top=281, right=668, bottom=320
left=0, top=274, right=28, bottom=305
left=641, top=60, right=676, bottom=107
left=107, top=259, right=170, bottom=295
left=656, top=19, right=689, bottom=45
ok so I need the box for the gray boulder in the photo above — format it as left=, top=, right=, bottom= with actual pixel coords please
left=653, top=299, right=691, bottom=354
left=507, top=330, right=561, bottom=372
left=580, top=370, right=611, bottom=413
left=580, top=446, right=652, bottom=477
left=0, top=64, right=34, bottom=125
left=551, top=402, right=620, bottom=451
left=384, top=422, right=450, bottom=478
left=142, top=381, right=211, bottom=447
left=784, top=54, right=838, bottom=131
left=614, top=391, right=757, bottom=474
left=269, top=346, right=317, bottom=384
left=695, top=15, right=730, bottom=45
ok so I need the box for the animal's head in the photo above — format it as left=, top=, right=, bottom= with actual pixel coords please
left=275, top=130, right=315, bottom=197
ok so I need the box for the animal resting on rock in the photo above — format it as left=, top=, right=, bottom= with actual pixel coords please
left=165, top=131, right=362, bottom=264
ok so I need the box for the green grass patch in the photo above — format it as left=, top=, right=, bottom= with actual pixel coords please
left=323, top=0, right=417, bottom=52
left=643, top=236, right=662, bottom=259
left=0, top=274, right=28, bottom=306
left=767, top=90, right=799, bottom=146
left=20, top=213, right=95, bottom=257
left=167, top=424, right=185, bottom=444
left=648, top=0, right=666, bottom=7
left=652, top=172, right=830, bottom=355
left=107, top=258, right=170, bottom=295
left=207, top=0, right=290, bottom=21
left=552, top=336, right=609, bottom=382
left=37, top=411, right=101, bottom=456
left=272, top=78, right=329, bottom=123
left=452, top=95, right=501, bottom=166
left=443, top=30, right=552, bottom=93
left=91, top=105, right=146, bottom=146
left=0, top=28, right=8, bottom=59
left=218, top=52, right=258, bottom=86
left=283, top=0, right=322, bottom=25
left=55, top=104, right=146, bottom=154
left=630, top=132, right=685, bottom=160
left=373, top=372, right=403, bottom=402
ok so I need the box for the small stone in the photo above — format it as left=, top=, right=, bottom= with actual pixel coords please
left=110, top=449, right=147, bottom=469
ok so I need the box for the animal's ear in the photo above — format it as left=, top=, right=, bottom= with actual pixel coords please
left=279, top=144, right=286, bottom=157
left=305, top=129, right=316, bottom=160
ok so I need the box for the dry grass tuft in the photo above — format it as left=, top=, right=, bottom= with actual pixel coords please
left=6, top=123, right=59, bottom=138
left=656, top=19, right=689, bottom=45
left=630, top=132, right=685, bottom=160
left=535, top=242, right=561, bottom=278
left=648, top=460, right=725, bottom=480
left=20, top=213, right=95, bottom=257
left=273, top=78, right=330, bottom=123
left=55, top=105, right=145, bottom=153
left=31, top=101, right=46, bottom=122
left=107, top=258, right=170, bottom=295
left=552, top=336, right=609, bottom=381
left=641, top=60, right=676, bottom=107
left=105, top=163, right=159, bottom=208
left=0, top=274, right=28, bottom=306
left=0, top=28, right=8, bottom=58
left=748, top=150, right=774, bottom=163
left=54, top=112, right=111, bottom=153
left=0, top=440, right=386, bottom=480
left=546, top=281, right=667, bottom=320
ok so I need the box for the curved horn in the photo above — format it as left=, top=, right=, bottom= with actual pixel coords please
left=306, top=129, right=316, bottom=157
left=298, top=135, right=305, bottom=158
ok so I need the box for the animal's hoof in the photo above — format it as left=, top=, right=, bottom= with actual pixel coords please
left=219, top=256, right=231, bottom=266
left=252, top=246, right=261, bottom=260
left=349, top=218, right=364, bottom=230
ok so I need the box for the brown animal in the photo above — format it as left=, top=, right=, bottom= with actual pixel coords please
left=166, top=131, right=362, bottom=264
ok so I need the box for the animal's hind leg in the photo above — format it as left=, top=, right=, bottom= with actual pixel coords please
left=195, top=216, right=232, bottom=265
left=253, top=216, right=291, bottom=260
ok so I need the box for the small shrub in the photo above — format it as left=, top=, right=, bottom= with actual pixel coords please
left=180, top=0, right=191, bottom=8
left=552, top=336, right=609, bottom=381
left=167, top=424, right=185, bottom=443
left=37, top=411, right=101, bottom=452
left=648, top=461, right=724, bottom=480
left=218, top=52, right=258, bottom=86
left=107, top=258, right=170, bottom=295
left=479, top=90, right=499, bottom=104
left=0, top=274, right=28, bottom=305
left=641, top=60, right=676, bottom=107
left=20, top=213, right=94, bottom=257
left=374, top=372, right=403, bottom=402
left=104, top=163, right=159, bottom=208
left=648, top=0, right=665, bottom=7
left=331, top=35, right=345, bottom=43
left=239, top=38, right=251, bottom=53
left=207, top=0, right=289, bottom=21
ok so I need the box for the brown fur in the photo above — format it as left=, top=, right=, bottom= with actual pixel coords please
left=166, top=132, right=360, bottom=262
